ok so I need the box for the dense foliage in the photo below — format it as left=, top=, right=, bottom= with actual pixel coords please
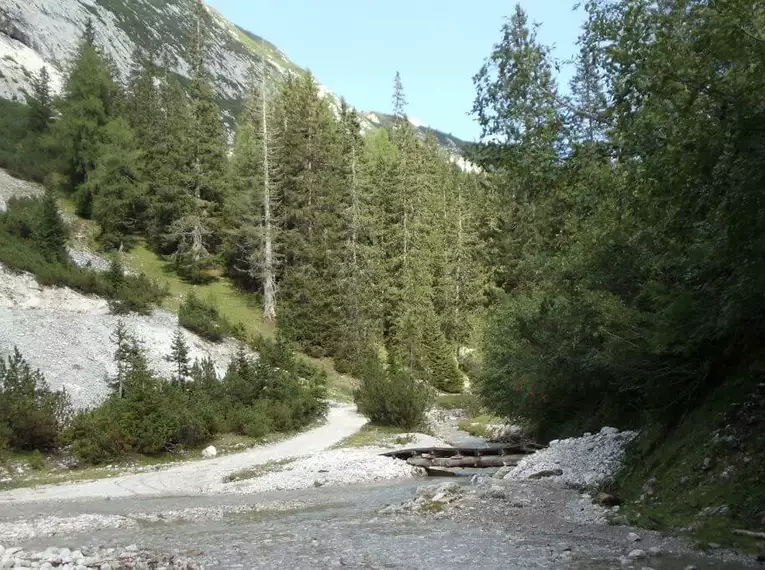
left=474, top=0, right=765, bottom=438
left=0, top=350, right=71, bottom=452
left=0, top=196, right=168, bottom=315
left=354, top=356, right=434, bottom=430
left=0, top=4, right=485, bottom=396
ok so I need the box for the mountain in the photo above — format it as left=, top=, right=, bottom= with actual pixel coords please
left=0, top=0, right=472, bottom=161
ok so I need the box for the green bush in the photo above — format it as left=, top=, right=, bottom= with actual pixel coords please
left=67, top=381, right=214, bottom=463
left=225, top=403, right=272, bottom=438
left=178, top=293, right=232, bottom=342
left=0, top=349, right=72, bottom=452
left=354, top=357, right=434, bottom=430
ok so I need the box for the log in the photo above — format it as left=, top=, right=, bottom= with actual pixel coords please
left=733, top=529, right=765, bottom=539
left=383, top=444, right=541, bottom=461
left=408, top=456, right=519, bottom=469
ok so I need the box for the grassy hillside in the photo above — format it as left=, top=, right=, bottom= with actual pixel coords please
left=615, top=372, right=765, bottom=552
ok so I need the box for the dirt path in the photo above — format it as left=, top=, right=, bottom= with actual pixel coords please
left=0, top=404, right=367, bottom=504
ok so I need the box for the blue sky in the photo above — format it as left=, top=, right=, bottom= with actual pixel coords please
left=206, top=1, right=585, bottom=141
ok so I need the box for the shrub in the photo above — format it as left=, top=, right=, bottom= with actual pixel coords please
left=178, top=293, right=232, bottom=342
left=0, top=349, right=72, bottom=452
left=0, top=198, right=168, bottom=315
left=354, top=357, right=434, bottom=430
left=225, top=403, right=272, bottom=438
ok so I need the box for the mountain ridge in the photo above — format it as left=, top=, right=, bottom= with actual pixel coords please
left=0, top=0, right=471, bottom=160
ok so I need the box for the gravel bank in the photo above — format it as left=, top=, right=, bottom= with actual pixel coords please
left=507, top=426, right=638, bottom=487
left=0, top=264, right=244, bottom=408
left=0, top=543, right=201, bottom=569
left=219, top=449, right=424, bottom=494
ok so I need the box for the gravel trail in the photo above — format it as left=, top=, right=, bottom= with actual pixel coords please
left=0, top=404, right=367, bottom=504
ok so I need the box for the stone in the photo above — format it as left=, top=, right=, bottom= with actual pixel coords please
left=628, top=549, right=647, bottom=559
left=0, top=548, right=3, bottom=559
left=99, top=564, right=113, bottom=570
left=648, top=546, right=662, bottom=556
left=702, top=457, right=711, bottom=470
left=528, top=468, right=563, bottom=479
left=683, top=566, right=699, bottom=570
left=600, top=426, right=619, bottom=435
left=493, top=466, right=513, bottom=479
left=627, top=532, right=641, bottom=542
left=481, top=485, right=507, bottom=499
left=125, top=545, right=138, bottom=553
left=202, top=445, right=217, bottom=459
left=596, top=492, right=621, bottom=506
left=708, top=543, right=721, bottom=549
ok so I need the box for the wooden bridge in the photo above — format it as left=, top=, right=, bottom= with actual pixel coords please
left=382, top=443, right=543, bottom=471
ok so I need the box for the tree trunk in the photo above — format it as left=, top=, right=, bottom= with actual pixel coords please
left=261, top=69, right=277, bottom=321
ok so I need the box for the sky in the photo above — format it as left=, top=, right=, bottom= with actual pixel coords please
left=206, top=1, right=586, bottom=142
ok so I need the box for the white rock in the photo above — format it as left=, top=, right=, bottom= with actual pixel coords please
left=202, top=446, right=218, bottom=459
left=507, top=427, right=638, bottom=487
left=628, top=532, right=641, bottom=542
left=648, top=546, right=662, bottom=556
left=628, top=549, right=647, bottom=559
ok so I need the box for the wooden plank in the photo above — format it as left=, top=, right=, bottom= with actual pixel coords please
left=382, top=444, right=540, bottom=461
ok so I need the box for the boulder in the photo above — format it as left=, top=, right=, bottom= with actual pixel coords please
left=202, top=446, right=217, bottom=459
left=528, top=468, right=563, bottom=479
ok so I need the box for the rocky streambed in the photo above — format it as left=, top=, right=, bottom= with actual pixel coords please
left=1, top=423, right=759, bottom=569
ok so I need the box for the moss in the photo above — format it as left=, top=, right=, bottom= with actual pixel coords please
left=615, top=372, right=765, bottom=553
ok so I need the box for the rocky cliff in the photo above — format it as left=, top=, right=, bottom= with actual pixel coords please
left=0, top=0, right=471, bottom=158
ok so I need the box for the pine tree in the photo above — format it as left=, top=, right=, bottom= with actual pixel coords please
left=36, top=188, right=69, bottom=263
left=53, top=20, right=119, bottom=204
left=332, top=101, right=381, bottom=372
left=110, top=320, right=132, bottom=398
left=188, top=0, right=228, bottom=207
left=274, top=73, right=345, bottom=354
left=146, top=58, right=195, bottom=247
left=26, top=67, right=54, bottom=134
left=166, top=329, right=191, bottom=386
left=86, top=118, right=149, bottom=248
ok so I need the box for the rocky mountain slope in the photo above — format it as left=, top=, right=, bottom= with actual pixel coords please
left=0, top=0, right=471, bottom=159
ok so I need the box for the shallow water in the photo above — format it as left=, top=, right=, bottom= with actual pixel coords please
left=6, top=480, right=756, bottom=570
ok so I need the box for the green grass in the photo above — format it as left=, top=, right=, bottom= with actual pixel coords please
left=332, top=424, right=415, bottom=449
left=436, top=393, right=483, bottom=416
left=457, top=414, right=503, bottom=438
left=125, top=242, right=275, bottom=339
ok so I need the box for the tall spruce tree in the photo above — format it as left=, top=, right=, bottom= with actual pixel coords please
left=166, top=329, right=191, bottom=386
left=274, top=73, right=344, bottom=355
left=26, top=67, right=54, bottom=134
left=188, top=0, right=228, bottom=207
left=86, top=118, right=149, bottom=248
left=53, top=19, right=119, bottom=212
